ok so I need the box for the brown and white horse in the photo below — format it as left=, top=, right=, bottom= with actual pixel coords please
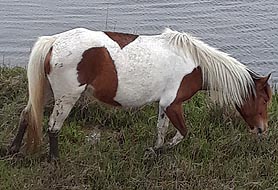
left=9, top=28, right=272, bottom=160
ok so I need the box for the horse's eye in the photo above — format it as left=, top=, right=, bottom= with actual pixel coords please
left=262, top=99, right=267, bottom=104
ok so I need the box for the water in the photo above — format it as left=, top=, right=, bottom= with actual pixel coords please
left=0, top=0, right=277, bottom=84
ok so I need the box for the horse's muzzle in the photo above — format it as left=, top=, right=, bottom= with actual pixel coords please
left=249, top=124, right=267, bottom=137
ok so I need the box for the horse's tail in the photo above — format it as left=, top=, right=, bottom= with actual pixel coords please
left=26, top=36, right=56, bottom=150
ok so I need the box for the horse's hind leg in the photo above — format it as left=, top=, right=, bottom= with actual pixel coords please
left=9, top=108, right=29, bottom=154
left=9, top=81, right=53, bottom=155
left=47, top=93, right=82, bottom=161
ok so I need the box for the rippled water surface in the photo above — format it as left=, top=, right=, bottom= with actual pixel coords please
left=0, top=0, right=277, bottom=84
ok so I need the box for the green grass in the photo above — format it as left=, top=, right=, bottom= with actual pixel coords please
left=0, top=66, right=278, bottom=190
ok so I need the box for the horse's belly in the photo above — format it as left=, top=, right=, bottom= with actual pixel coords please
left=114, top=79, right=164, bottom=107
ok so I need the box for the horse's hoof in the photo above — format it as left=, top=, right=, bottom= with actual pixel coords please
left=47, top=157, right=59, bottom=163
left=47, top=154, right=60, bottom=164
left=164, top=142, right=176, bottom=150
left=144, top=147, right=165, bottom=158
left=0, top=146, right=8, bottom=157
left=7, top=146, right=19, bottom=155
left=144, top=147, right=157, bottom=158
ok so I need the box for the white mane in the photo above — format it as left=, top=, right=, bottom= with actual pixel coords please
left=162, top=28, right=255, bottom=106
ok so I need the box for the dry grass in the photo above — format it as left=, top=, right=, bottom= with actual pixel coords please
left=0, top=67, right=278, bottom=190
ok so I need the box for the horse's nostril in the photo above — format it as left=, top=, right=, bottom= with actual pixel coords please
left=258, top=128, right=263, bottom=134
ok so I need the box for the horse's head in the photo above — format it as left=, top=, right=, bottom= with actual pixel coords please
left=236, top=73, right=272, bottom=135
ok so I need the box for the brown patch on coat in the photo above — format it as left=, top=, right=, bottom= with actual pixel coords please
left=77, top=47, right=121, bottom=106
left=44, top=47, right=53, bottom=75
left=165, top=67, right=203, bottom=136
left=104, top=32, right=139, bottom=49
left=174, top=67, right=203, bottom=103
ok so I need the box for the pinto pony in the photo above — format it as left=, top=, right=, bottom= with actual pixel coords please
left=10, top=28, right=272, bottom=160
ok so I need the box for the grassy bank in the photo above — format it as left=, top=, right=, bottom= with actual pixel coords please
left=0, top=66, right=278, bottom=190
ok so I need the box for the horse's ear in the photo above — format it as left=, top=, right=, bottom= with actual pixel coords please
left=257, top=73, right=271, bottom=88
left=262, top=73, right=271, bottom=84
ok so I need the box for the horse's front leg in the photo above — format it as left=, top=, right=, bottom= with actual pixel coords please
left=9, top=108, right=29, bottom=154
left=164, top=102, right=187, bottom=148
left=146, top=106, right=169, bottom=154
left=154, top=106, right=170, bottom=149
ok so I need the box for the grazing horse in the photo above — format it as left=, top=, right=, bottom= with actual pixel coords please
left=9, top=28, right=272, bottom=160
